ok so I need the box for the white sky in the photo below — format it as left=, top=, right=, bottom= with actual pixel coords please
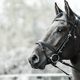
left=24, top=0, right=80, bottom=15
left=0, top=0, right=5, bottom=14
left=0, top=0, right=80, bottom=15
left=24, top=0, right=42, bottom=8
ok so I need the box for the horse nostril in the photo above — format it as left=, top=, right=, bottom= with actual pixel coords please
left=32, top=54, right=39, bottom=64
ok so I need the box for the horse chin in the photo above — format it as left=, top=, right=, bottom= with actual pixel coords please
left=34, top=65, right=45, bottom=70
left=30, top=62, right=46, bottom=70
left=38, top=65, right=45, bottom=70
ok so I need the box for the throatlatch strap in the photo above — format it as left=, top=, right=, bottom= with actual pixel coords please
left=60, top=61, right=80, bottom=73
left=52, top=64, right=72, bottom=80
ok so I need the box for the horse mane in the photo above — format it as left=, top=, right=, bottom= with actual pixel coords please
left=74, top=12, right=80, bottom=19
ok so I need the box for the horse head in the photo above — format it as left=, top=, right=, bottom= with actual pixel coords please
left=29, top=0, right=79, bottom=70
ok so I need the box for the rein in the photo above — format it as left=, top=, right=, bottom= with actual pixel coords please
left=36, top=17, right=80, bottom=80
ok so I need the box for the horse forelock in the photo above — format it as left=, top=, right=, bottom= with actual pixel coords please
left=41, top=12, right=67, bottom=43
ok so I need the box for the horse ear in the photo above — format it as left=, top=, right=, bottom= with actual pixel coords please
left=55, top=2, right=63, bottom=15
left=64, top=0, right=74, bottom=18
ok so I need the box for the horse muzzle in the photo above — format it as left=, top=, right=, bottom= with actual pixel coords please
left=28, top=54, right=46, bottom=70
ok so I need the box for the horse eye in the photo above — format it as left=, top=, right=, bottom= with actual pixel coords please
left=57, top=27, right=65, bottom=32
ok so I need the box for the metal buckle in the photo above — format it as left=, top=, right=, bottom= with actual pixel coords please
left=50, top=54, right=60, bottom=63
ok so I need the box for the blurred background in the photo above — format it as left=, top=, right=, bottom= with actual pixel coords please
left=0, top=75, right=70, bottom=80
left=0, top=0, right=79, bottom=78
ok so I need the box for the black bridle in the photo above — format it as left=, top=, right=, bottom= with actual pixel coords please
left=36, top=16, right=80, bottom=80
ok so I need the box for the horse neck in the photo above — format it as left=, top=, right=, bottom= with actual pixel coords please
left=70, top=53, right=80, bottom=80
left=70, top=19, right=80, bottom=80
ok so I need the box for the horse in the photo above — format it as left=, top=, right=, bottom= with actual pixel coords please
left=29, top=0, right=80, bottom=80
